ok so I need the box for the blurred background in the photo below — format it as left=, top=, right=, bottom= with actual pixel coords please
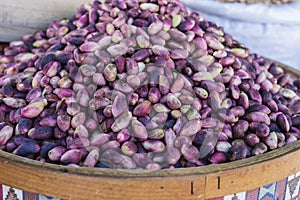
left=181, top=0, right=300, bottom=69
left=0, top=0, right=89, bottom=42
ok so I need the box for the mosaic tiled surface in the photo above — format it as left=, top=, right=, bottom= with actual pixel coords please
left=207, top=172, right=300, bottom=200
left=0, top=185, right=62, bottom=200
left=1, top=171, right=300, bottom=200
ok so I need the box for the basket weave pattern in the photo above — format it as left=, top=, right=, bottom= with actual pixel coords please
left=218, top=0, right=295, bottom=4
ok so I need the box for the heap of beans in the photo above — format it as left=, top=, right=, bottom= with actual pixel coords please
left=0, top=0, right=300, bottom=170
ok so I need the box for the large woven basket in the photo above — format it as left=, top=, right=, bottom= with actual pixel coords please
left=218, top=0, right=295, bottom=4
left=0, top=63, right=300, bottom=200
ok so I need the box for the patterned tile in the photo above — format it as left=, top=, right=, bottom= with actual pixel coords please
left=37, top=195, right=61, bottom=200
left=258, top=182, right=277, bottom=200
left=276, top=178, right=288, bottom=200
left=246, top=188, right=258, bottom=200
left=263, top=197, right=275, bottom=200
left=224, top=192, right=246, bottom=200
left=207, top=197, right=224, bottom=200
left=0, top=185, right=2, bottom=200
left=23, top=191, right=37, bottom=200
left=285, top=174, right=300, bottom=199
left=2, top=186, right=23, bottom=200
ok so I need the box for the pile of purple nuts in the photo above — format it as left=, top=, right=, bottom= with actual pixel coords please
left=0, top=0, right=300, bottom=170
